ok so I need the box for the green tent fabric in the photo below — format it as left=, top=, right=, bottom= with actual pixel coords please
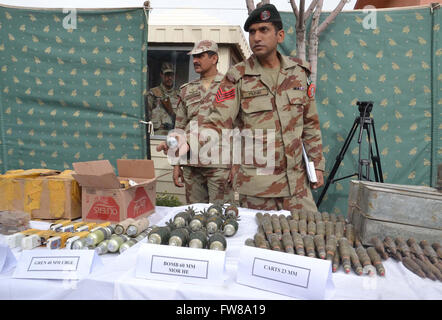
left=279, top=7, right=441, bottom=215
left=0, top=6, right=148, bottom=172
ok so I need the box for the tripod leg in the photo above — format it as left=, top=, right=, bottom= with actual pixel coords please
left=370, top=120, right=384, bottom=183
left=316, top=118, right=360, bottom=208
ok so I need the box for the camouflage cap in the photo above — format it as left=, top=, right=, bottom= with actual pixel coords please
left=161, top=62, right=174, bottom=74
left=244, top=3, right=282, bottom=32
left=188, top=40, right=219, bottom=55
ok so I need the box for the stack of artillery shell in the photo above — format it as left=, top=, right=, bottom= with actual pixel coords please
left=249, top=210, right=442, bottom=280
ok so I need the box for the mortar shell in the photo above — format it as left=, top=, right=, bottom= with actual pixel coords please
left=303, top=235, right=315, bottom=258
left=207, top=216, right=223, bottom=234
left=338, top=238, right=351, bottom=273
left=245, top=238, right=255, bottom=247
left=224, top=205, right=239, bottom=218
left=307, top=221, right=316, bottom=236
left=290, top=210, right=299, bottom=221
left=189, top=215, right=206, bottom=232
left=208, top=232, right=227, bottom=251
left=169, top=228, right=189, bottom=247
left=298, top=219, right=307, bottom=236
left=335, top=222, right=344, bottom=239
left=345, top=224, right=355, bottom=247
left=254, top=233, right=267, bottom=249
left=332, top=249, right=340, bottom=273
left=119, top=239, right=137, bottom=253
left=420, top=240, right=438, bottom=263
left=350, top=247, right=363, bottom=276
left=85, top=228, right=106, bottom=247
left=314, top=235, right=326, bottom=259
left=189, top=230, right=208, bottom=249
left=288, top=219, right=298, bottom=234
left=282, top=233, right=294, bottom=254
left=326, top=235, right=337, bottom=261
left=279, top=215, right=290, bottom=234
left=207, top=204, right=223, bottom=217
left=148, top=227, right=170, bottom=244
left=223, top=218, right=238, bottom=237
left=402, top=256, right=426, bottom=278
left=316, top=221, right=325, bottom=236
left=292, top=232, right=305, bottom=256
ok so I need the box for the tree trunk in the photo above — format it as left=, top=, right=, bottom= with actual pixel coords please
left=308, top=0, right=323, bottom=84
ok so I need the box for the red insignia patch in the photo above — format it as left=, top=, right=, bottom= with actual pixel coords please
left=260, top=10, right=270, bottom=21
left=215, top=87, right=236, bottom=103
left=307, top=83, right=316, bottom=98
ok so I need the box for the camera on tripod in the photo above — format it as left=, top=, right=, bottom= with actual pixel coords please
left=357, top=101, right=373, bottom=117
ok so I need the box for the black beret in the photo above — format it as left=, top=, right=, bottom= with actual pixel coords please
left=244, top=4, right=282, bottom=32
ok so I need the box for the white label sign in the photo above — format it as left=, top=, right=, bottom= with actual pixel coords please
left=13, top=250, right=102, bottom=280
left=0, top=243, right=17, bottom=274
left=136, top=243, right=226, bottom=285
left=237, top=246, right=334, bottom=299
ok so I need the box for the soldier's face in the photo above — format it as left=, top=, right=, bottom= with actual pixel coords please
left=249, top=22, right=285, bottom=59
left=192, top=52, right=217, bottom=75
left=161, top=72, right=174, bottom=89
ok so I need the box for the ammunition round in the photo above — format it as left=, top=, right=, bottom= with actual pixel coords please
left=126, top=226, right=138, bottom=237
left=95, top=240, right=110, bottom=255
left=189, top=238, right=204, bottom=249
left=189, top=219, right=203, bottom=232
left=148, top=233, right=162, bottom=244
left=72, top=238, right=87, bottom=250
left=223, top=219, right=238, bottom=237
left=119, top=240, right=137, bottom=253
left=85, top=228, right=106, bottom=246
left=174, top=216, right=186, bottom=228
left=169, top=235, right=183, bottom=247
left=107, top=236, right=126, bottom=253
left=209, top=233, right=227, bottom=251
left=224, top=205, right=239, bottom=218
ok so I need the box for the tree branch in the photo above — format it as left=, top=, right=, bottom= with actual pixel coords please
left=318, top=0, right=347, bottom=35
left=297, top=0, right=305, bottom=30
left=246, top=0, right=256, bottom=15
left=289, top=0, right=299, bottom=21
left=305, top=0, right=319, bottom=21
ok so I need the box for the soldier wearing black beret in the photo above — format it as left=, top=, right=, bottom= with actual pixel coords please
left=244, top=3, right=283, bottom=32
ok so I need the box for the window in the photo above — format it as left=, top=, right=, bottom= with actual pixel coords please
left=146, top=46, right=197, bottom=139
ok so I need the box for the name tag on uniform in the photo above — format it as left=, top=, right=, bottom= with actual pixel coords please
left=241, top=89, right=268, bottom=99
left=186, top=91, right=201, bottom=100
left=293, top=87, right=305, bottom=91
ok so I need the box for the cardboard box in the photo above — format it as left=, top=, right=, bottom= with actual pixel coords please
left=72, top=159, right=157, bottom=223
left=0, top=169, right=82, bottom=220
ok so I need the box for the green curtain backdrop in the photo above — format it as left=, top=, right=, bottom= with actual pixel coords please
left=279, top=7, right=441, bottom=215
left=0, top=6, right=148, bottom=172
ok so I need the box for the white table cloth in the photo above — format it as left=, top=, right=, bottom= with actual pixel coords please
left=1, top=204, right=441, bottom=300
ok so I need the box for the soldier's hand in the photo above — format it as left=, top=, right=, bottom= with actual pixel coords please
left=173, top=165, right=184, bottom=188
left=311, top=170, right=324, bottom=190
left=156, top=141, right=169, bottom=155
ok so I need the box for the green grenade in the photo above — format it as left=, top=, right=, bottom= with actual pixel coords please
left=224, top=204, right=239, bottom=219
left=222, top=218, right=239, bottom=237
left=208, top=232, right=227, bottom=251
left=168, top=228, right=190, bottom=247
left=148, top=226, right=171, bottom=245
left=189, top=214, right=206, bottom=232
left=206, top=216, right=223, bottom=234
left=189, top=230, right=208, bottom=249
left=207, top=204, right=223, bottom=217
left=173, top=211, right=192, bottom=228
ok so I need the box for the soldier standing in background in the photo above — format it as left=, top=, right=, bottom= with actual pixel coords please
left=157, top=40, right=233, bottom=204
left=146, top=62, right=180, bottom=136
left=198, top=4, right=325, bottom=212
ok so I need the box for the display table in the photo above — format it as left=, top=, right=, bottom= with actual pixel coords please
left=1, top=204, right=441, bottom=300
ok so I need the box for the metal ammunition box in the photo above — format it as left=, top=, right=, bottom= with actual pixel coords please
left=348, top=181, right=442, bottom=245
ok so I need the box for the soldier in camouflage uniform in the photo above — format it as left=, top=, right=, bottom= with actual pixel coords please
left=157, top=40, right=232, bottom=204
left=200, top=4, right=325, bottom=212
left=146, top=62, right=180, bottom=135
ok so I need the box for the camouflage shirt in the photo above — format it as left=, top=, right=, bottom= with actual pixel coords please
left=146, top=83, right=180, bottom=135
left=175, top=72, right=227, bottom=168
left=201, top=53, right=325, bottom=197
